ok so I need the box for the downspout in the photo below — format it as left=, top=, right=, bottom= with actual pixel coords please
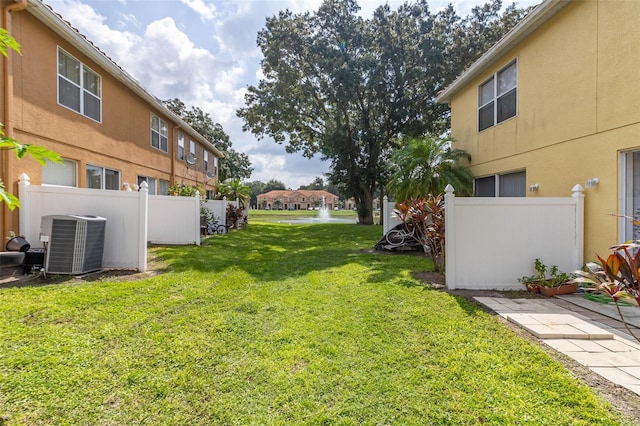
left=171, top=125, right=180, bottom=188
left=1, top=0, right=27, bottom=238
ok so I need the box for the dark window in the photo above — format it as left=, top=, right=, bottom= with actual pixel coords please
left=478, top=60, right=517, bottom=131
left=475, top=176, right=496, bottom=197
left=499, top=171, right=526, bottom=197
left=475, top=171, right=525, bottom=197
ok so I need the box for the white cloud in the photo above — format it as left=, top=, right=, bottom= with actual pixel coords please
left=250, top=152, right=329, bottom=189
left=180, top=0, right=217, bottom=22
left=49, top=0, right=138, bottom=57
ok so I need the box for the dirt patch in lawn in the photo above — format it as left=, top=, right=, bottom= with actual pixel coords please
left=412, top=270, right=640, bottom=425
left=0, top=250, right=167, bottom=288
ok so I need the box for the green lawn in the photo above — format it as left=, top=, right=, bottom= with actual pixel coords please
left=0, top=223, right=631, bottom=425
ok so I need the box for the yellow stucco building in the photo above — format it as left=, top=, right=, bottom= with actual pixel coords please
left=437, top=0, right=640, bottom=261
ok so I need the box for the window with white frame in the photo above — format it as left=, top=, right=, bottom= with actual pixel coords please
left=204, top=151, right=209, bottom=172
left=474, top=170, right=526, bottom=197
left=42, top=158, right=77, bottom=187
left=189, top=140, right=196, bottom=164
left=213, top=157, right=218, bottom=176
left=151, top=114, right=168, bottom=153
left=57, top=48, right=101, bottom=122
left=478, top=60, right=517, bottom=132
left=137, top=175, right=157, bottom=194
left=86, top=164, right=120, bottom=190
left=177, top=132, right=185, bottom=160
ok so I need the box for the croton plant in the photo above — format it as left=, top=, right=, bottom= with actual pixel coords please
left=393, top=194, right=445, bottom=273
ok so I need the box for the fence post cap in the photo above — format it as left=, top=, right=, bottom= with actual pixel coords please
left=444, top=184, right=455, bottom=196
left=571, top=184, right=585, bottom=196
left=18, top=173, right=30, bottom=184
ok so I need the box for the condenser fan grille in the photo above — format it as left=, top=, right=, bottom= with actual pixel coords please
left=41, top=215, right=106, bottom=275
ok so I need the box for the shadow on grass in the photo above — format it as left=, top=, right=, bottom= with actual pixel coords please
left=156, top=222, right=433, bottom=285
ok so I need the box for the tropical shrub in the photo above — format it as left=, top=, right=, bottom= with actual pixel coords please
left=393, top=194, right=445, bottom=272
left=226, top=204, right=246, bottom=229
left=573, top=241, right=640, bottom=343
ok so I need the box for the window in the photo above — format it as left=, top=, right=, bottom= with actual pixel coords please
left=475, top=175, right=496, bottom=197
left=137, top=175, right=157, bottom=194
left=204, top=151, right=209, bottom=172
left=86, top=165, right=120, bottom=190
left=42, top=158, right=77, bottom=187
left=213, top=157, right=218, bottom=176
left=151, top=114, right=168, bottom=153
left=177, top=132, right=185, bottom=160
left=189, top=140, right=196, bottom=164
left=474, top=171, right=525, bottom=197
left=622, top=151, right=640, bottom=240
left=159, top=179, right=169, bottom=195
left=58, top=48, right=101, bottom=122
left=478, top=60, right=517, bottom=131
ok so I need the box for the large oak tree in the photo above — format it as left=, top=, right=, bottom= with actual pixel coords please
left=238, top=0, right=529, bottom=224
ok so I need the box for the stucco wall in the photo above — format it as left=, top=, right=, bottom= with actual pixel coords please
left=449, top=0, right=640, bottom=260
left=1, top=6, right=221, bottom=237
left=10, top=12, right=174, bottom=187
left=6, top=8, right=222, bottom=189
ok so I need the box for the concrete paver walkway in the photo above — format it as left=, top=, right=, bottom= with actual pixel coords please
left=474, top=295, right=640, bottom=396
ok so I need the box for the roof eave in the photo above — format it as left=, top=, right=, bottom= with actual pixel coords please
left=435, top=0, right=571, bottom=105
left=26, top=0, right=224, bottom=158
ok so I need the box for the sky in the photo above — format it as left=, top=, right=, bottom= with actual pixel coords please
left=44, top=0, right=540, bottom=189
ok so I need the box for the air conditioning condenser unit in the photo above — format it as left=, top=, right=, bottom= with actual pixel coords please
left=40, top=214, right=107, bottom=275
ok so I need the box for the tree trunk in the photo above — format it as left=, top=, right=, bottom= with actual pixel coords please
left=356, top=190, right=374, bottom=225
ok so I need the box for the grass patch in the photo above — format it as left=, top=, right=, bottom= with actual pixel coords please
left=0, top=223, right=631, bottom=425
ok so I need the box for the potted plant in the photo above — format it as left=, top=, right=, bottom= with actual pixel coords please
left=520, top=259, right=577, bottom=296
left=5, top=231, right=30, bottom=252
left=537, top=261, right=577, bottom=296
left=518, top=258, right=547, bottom=293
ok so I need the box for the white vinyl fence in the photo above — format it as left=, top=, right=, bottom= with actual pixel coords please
left=381, top=196, right=404, bottom=234
left=17, top=174, right=233, bottom=272
left=444, top=184, right=584, bottom=290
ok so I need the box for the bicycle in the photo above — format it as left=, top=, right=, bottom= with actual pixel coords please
left=207, top=217, right=228, bottom=235
left=384, top=223, right=417, bottom=247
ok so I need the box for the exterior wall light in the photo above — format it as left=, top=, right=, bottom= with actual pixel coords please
left=585, top=178, right=600, bottom=189
left=528, top=183, right=539, bottom=192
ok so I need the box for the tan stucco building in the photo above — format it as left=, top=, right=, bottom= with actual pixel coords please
left=0, top=0, right=223, bottom=239
left=437, top=0, right=640, bottom=261
left=256, top=190, right=339, bottom=210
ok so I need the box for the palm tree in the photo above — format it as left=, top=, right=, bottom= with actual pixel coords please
left=217, top=178, right=250, bottom=206
left=386, top=134, right=473, bottom=201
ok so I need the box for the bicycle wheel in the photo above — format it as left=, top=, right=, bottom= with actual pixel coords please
left=385, top=229, right=406, bottom=246
left=216, top=225, right=227, bottom=234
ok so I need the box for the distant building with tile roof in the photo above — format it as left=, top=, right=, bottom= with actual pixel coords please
left=256, top=190, right=339, bottom=210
